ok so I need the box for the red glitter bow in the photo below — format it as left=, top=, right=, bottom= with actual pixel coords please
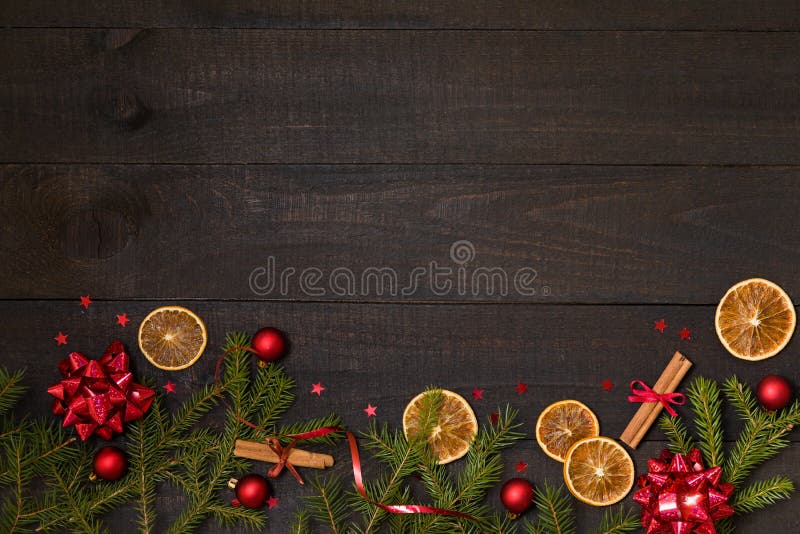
left=47, top=341, right=155, bottom=440
left=634, top=448, right=734, bottom=534
left=628, top=380, right=686, bottom=417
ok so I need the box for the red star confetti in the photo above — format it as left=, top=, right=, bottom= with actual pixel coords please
left=515, top=381, right=528, bottom=395
left=116, top=313, right=130, bottom=327
left=679, top=327, right=691, bottom=340
left=311, top=382, right=326, bottom=396
left=163, top=380, right=176, bottom=394
left=79, top=295, right=92, bottom=309
left=472, top=387, right=484, bottom=400
left=602, top=379, right=614, bottom=392
left=515, top=461, right=528, bottom=473
left=267, top=496, right=278, bottom=509
left=364, top=403, right=377, bottom=417
left=654, top=319, right=667, bottom=333
left=54, top=332, right=68, bottom=346
left=489, top=412, right=500, bottom=424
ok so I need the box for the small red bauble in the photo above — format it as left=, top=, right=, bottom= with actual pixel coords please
left=92, top=445, right=128, bottom=481
left=251, top=327, right=287, bottom=363
left=230, top=474, right=271, bottom=509
left=500, top=477, right=535, bottom=517
left=756, top=375, right=793, bottom=411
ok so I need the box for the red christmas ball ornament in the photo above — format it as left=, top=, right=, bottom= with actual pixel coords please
left=251, top=327, right=287, bottom=364
left=91, top=445, right=128, bottom=481
left=500, top=478, right=535, bottom=517
left=756, top=375, right=793, bottom=411
left=229, top=474, right=271, bottom=509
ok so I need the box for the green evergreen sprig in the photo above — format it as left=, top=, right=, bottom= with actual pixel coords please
left=1, top=330, right=341, bottom=534
left=686, top=377, right=725, bottom=468
left=524, top=481, right=576, bottom=534
left=300, top=390, right=524, bottom=534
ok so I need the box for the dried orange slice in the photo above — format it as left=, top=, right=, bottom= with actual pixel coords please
left=715, top=278, right=796, bottom=361
left=536, top=400, right=599, bottom=462
left=563, top=436, right=634, bottom=507
left=402, top=389, right=478, bottom=464
left=138, top=306, right=207, bottom=370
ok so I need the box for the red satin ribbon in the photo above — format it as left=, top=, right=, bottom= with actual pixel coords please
left=215, top=346, right=476, bottom=520
left=345, top=430, right=476, bottom=519
left=628, top=379, right=686, bottom=416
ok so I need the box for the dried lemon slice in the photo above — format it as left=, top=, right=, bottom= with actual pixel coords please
left=138, top=306, right=207, bottom=371
left=402, top=389, right=477, bottom=464
left=536, top=400, right=599, bottom=462
left=715, top=278, right=795, bottom=361
left=563, top=436, right=634, bottom=506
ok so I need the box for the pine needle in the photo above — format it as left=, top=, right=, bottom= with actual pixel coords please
left=732, top=475, right=794, bottom=514
left=592, top=507, right=640, bottom=534
left=657, top=412, right=695, bottom=455
left=686, top=376, right=725, bottom=468
left=528, top=481, right=576, bottom=534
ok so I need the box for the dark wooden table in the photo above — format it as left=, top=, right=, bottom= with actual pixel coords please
left=2, top=3, right=799, bottom=533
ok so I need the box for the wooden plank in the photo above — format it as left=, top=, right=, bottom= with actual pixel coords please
left=2, top=300, right=797, bottom=437
left=2, top=30, right=800, bottom=165
left=2, top=1, right=799, bottom=30
left=1, top=300, right=798, bottom=531
left=2, top=165, right=800, bottom=303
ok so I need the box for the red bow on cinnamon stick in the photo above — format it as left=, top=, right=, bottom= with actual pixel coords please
left=628, top=379, right=686, bottom=417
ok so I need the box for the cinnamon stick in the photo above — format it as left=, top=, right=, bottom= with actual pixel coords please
left=234, top=440, right=334, bottom=469
left=619, top=351, right=692, bottom=449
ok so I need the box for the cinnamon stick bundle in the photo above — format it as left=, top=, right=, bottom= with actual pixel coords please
left=619, top=351, right=692, bottom=449
left=234, top=440, right=334, bottom=469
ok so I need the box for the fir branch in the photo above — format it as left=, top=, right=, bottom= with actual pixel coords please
left=657, top=412, right=695, bottom=455
left=278, top=413, right=344, bottom=445
left=527, top=481, right=576, bottom=534
left=723, top=380, right=800, bottom=486
left=731, top=475, right=794, bottom=514
left=592, top=507, right=640, bottom=534
left=0, top=369, right=26, bottom=419
left=302, top=475, right=350, bottom=534
left=358, top=424, right=424, bottom=534
left=418, top=405, right=523, bottom=532
left=290, top=510, right=312, bottom=534
left=722, top=375, right=759, bottom=426
left=687, top=377, right=724, bottom=468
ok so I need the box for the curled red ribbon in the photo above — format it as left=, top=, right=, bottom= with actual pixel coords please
left=215, top=345, right=476, bottom=521
left=345, top=430, right=476, bottom=520
left=627, top=379, right=686, bottom=416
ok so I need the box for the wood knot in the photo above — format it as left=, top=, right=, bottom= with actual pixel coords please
left=90, top=29, right=143, bottom=52
left=101, top=90, right=151, bottom=130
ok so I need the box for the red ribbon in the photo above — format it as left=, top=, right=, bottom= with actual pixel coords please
left=628, top=380, right=686, bottom=417
left=215, top=344, right=476, bottom=521
left=345, top=430, right=476, bottom=519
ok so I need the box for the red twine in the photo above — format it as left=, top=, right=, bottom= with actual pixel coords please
left=215, top=345, right=476, bottom=521
left=628, top=380, right=686, bottom=417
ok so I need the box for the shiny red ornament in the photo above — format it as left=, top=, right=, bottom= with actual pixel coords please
left=500, top=478, right=535, bottom=516
left=756, top=375, right=793, bottom=411
left=231, top=474, right=271, bottom=509
left=634, top=448, right=734, bottom=534
left=92, top=445, right=128, bottom=481
left=251, top=327, right=287, bottom=363
left=47, top=341, right=155, bottom=440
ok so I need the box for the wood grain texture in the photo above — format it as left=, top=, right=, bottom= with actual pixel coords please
left=2, top=1, right=799, bottom=30
left=2, top=30, right=800, bottom=164
left=0, top=300, right=797, bottom=532
left=2, top=165, right=800, bottom=303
